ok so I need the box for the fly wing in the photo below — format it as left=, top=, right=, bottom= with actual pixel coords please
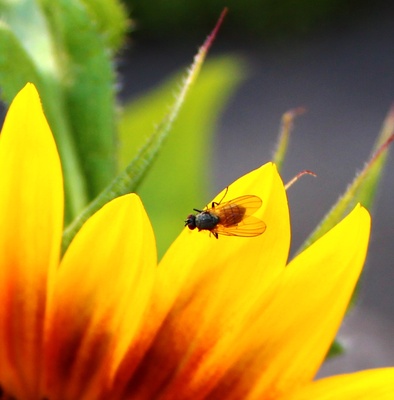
left=207, top=194, right=266, bottom=237
left=214, top=195, right=262, bottom=214
left=213, top=215, right=267, bottom=237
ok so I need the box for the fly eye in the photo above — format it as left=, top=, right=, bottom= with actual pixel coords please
left=185, top=214, right=196, bottom=230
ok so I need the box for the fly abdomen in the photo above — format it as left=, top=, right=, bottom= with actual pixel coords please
left=219, top=204, right=246, bottom=227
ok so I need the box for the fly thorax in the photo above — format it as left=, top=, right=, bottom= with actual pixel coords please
left=195, top=211, right=220, bottom=230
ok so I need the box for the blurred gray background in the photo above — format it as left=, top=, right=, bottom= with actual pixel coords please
left=119, top=2, right=394, bottom=375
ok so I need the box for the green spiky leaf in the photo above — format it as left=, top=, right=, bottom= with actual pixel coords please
left=300, top=110, right=394, bottom=252
left=120, top=56, right=244, bottom=257
left=61, top=11, right=232, bottom=253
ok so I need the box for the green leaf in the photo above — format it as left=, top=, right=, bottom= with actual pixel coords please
left=0, top=23, right=41, bottom=99
left=79, top=0, right=129, bottom=51
left=310, top=111, right=394, bottom=360
left=40, top=0, right=118, bottom=198
left=119, top=56, right=244, bottom=257
left=0, top=0, right=57, bottom=78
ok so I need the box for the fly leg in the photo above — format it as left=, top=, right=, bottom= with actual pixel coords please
left=211, top=186, right=229, bottom=209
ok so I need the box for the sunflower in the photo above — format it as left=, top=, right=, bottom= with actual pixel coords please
left=0, top=83, right=392, bottom=399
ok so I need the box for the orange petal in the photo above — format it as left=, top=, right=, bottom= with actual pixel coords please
left=213, top=205, right=371, bottom=399
left=0, top=83, right=63, bottom=398
left=284, top=368, right=394, bottom=400
left=42, top=194, right=156, bottom=400
left=118, top=163, right=291, bottom=398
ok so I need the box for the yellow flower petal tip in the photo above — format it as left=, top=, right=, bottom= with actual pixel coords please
left=1, top=82, right=61, bottom=164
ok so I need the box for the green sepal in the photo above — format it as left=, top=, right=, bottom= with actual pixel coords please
left=300, top=110, right=394, bottom=360
left=79, top=0, right=129, bottom=51
left=273, top=108, right=305, bottom=172
left=327, top=340, right=344, bottom=358
left=300, top=109, right=394, bottom=251
left=352, top=108, right=394, bottom=211
left=120, top=56, right=244, bottom=257
left=40, top=0, right=118, bottom=198
left=61, top=12, right=230, bottom=253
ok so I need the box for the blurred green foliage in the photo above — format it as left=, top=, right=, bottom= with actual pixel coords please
left=126, top=0, right=373, bottom=40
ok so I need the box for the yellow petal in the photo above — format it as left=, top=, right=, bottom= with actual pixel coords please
left=42, top=194, right=156, bottom=400
left=216, top=204, right=371, bottom=399
left=159, top=162, right=289, bottom=317
left=120, top=163, right=291, bottom=398
left=0, top=83, right=63, bottom=398
left=284, top=368, right=394, bottom=400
